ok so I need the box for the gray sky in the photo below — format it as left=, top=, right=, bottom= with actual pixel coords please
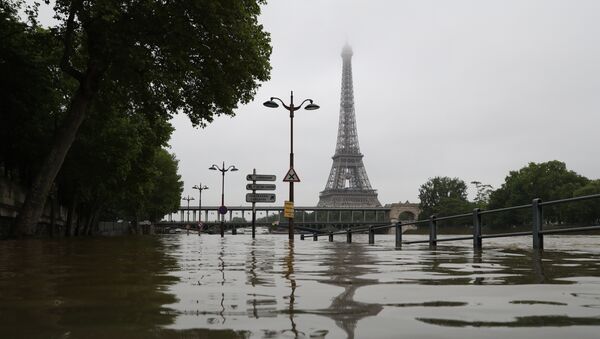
left=35, top=1, right=600, bottom=208
left=172, top=0, right=600, bottom=208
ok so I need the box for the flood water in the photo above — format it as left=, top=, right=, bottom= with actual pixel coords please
left=1, top=234, right=600, bottom=338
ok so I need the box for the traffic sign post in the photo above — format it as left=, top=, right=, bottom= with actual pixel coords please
left=247, top=169, right=276, bottom=238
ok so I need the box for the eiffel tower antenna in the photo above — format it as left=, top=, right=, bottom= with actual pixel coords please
left=317, top=44, right=381, bottom=207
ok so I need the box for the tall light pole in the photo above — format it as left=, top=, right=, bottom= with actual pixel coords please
left=192, top=184, right=208, bottom=234
left=209, top=162, right=238, bottom=237
left=264, top=91, right=320, bottom=241
left=182, top=195, right=195, bottom=225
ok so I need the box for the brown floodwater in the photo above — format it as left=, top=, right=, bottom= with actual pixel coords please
left=1, top=234, right=600, bottom=338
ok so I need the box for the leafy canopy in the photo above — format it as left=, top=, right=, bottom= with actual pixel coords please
left=52, top=0, right=272, bottom=125
left=418, top=177, right=472, bottom=220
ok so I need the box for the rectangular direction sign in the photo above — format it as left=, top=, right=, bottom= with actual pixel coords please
left=284, top=200, right=294, bottom=218
left=246, top=174, right=276, bottom=182
left=246, top=183, right=276, bottom=191
left=246, top=193, right=276, bottom=203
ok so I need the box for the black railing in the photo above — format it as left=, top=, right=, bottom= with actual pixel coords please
left=303, top=194, right=600, bottom=250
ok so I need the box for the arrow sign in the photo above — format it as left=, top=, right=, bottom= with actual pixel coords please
left=246, top=174, right=276, bottom=181
left=246, top=193, right=276, bottom=203
left=283, top=168, right=300, bottom=182
left=246, top=183, right=276, bottom=191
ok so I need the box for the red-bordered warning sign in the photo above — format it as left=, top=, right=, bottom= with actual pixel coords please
left=283, top=168, right=300, bottom=182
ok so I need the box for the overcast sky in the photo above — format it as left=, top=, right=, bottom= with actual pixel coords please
left=35, top=1, right=600, bottom=208
left=169, top=0, right=600, bottom=208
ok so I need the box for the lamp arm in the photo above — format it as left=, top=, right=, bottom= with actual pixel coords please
left=297, top=99, right=313, bottom=109
left=270, top=97, right=291, bottom=111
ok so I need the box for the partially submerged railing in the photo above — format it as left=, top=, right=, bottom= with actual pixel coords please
left=302, top=194, right=600, bottom=250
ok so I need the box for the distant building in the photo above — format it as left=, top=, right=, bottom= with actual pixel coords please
left=318, top=44, right=381, bottom=208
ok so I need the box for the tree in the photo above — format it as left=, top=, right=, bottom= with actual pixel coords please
left=56, top=89, right=179, bottom=235
left=564, top=180, right=600, bottom=225
left=13, top=0, right=272, bottom=236
left=0, top=1, right=68, bottom=182
left=418, top=177, right=472, bottom=221
left=471, top=181, right=493, bottom=209
left=144, top=150, right=183, bottom=223
left=488, top=161, right=589, bottom=226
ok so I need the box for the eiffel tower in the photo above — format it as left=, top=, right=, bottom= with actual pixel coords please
left=317, top=44, right=381, bottom=207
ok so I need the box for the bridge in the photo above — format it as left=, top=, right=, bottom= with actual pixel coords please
left=158, top=205, right=391, bottom=234
left=157, top=202, right=422, bottom=234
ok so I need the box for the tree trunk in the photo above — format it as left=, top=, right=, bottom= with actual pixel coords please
left=74, top=211, right=83, bottom=236
left=88, top=209, right=101, bottom=236
left=12, top=67, right=101, bottom=237
left=49, top=197, right=55, bottom=238
left=65, top=197, right=76, bottom=237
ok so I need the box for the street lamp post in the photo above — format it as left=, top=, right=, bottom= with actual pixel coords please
left=209, top=162, right=238, bottom=237
left=192, top=184, right=209, bottom=235
left=263, top=91, right=319, bottom=241
left=182, top=195, right=195, bottom=235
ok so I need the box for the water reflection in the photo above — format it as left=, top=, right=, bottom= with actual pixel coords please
left=282, top=242, right=302, bottom=338
left=3, top=235, right=600, bottom=338
left=0, top=237, right=179, bottom=339
left=315, top=242, right=383, bottom=339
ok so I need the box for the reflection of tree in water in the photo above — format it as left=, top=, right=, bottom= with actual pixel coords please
left=0, top=237, right=180, bottom=339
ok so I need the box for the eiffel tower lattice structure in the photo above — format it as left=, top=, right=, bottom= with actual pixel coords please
left=317, top=44, right=381, bottom=208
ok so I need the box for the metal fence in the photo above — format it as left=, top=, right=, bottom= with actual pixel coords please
left=303, top=194, right=600, bottom=250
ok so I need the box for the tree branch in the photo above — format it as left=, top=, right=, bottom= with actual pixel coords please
left=60, top=0, right=84, bottom=82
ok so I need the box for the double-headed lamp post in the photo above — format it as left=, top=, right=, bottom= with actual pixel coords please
left=182, top=195, right=195, bottom=224
left=192, top=184, right=208, bottom=234
left=263, top=91, right=320, bottom=241
left=209, top=162, right=238, bottom=237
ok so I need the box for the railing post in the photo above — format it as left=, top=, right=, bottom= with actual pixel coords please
left=395, top=222, right=402, bottom=248
left=368, top=226, right=374, bottom=244
left=429, top=215, right=437, bottom=247
left=300, top=233, right=305, bottom=240
left=346, top=228, right=352, bottom=243
left=473, top=208, right=482, bottom=250
left=329, top=231, right=333, bottom=242
left=532, top=198, right=543, bottom=250
left=313, top=233, right=318, bottom=241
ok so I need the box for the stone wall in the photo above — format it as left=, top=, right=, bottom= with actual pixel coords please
left=387, top=201, right=421, bottom=222
left=0, top=176, right=67, bottom=237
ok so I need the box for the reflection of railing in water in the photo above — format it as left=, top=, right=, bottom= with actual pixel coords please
left=306, top=194, right=600, bottom=250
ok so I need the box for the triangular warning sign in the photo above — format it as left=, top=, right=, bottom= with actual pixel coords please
left=283, top=168, right=300, bottom=182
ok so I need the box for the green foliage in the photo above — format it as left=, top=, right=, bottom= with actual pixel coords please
left=418, top=177, right=471, bottom=217
left=471, top=181, right=493, bottom=208
left=52, top=0, right=272, bottom=126
left=0, top=3, right=68, bottom=180
left=488, top=161, right=589, bottom=226
left=2, top=0, right=272, bottom=234
left=563, top=180, right=600, bottom=225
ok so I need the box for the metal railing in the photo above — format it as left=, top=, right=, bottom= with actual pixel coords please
left=302, top=194, right=600, bottom=250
